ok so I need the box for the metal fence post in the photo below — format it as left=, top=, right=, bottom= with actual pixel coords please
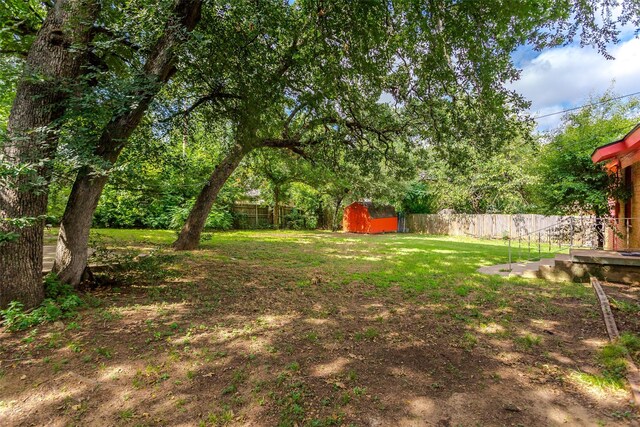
left=538, top=231, right=541, bottom=256
left=570, top=217, right=574, bottom=248
left=626, top=218, right=630, bottom=250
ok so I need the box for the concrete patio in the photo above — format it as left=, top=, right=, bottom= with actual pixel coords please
left=478, top=249, right=640, bottom=284
left=43, top=245, right=56, bottom=273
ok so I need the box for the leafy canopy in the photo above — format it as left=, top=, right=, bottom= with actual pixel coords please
left=534, top=92, right=640, bottom=216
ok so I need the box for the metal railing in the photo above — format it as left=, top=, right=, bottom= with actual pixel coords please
left=507, top=216, right=634, bottom=270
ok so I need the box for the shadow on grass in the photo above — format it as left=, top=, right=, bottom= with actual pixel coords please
left=0, top=231, right=635, bottom=426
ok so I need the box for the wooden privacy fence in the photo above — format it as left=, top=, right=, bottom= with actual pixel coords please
left=232, top=203, right=295, bottom=229
left=406, top=213, right=596, bottom=239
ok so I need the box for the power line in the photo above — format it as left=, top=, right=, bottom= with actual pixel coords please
left=534, top=91, right=640, bottom=120
left=538, top=123, right=633, bottom=157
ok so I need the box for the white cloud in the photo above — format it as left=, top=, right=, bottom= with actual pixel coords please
left=509, top=37, right=640, bottom=131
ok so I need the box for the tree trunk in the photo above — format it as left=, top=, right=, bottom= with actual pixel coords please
left=273, top=188, right=280, bottom=229
left=0, top=0, right=98, bottom=308
left=53, top=0, right=202, bottom=286
left=53, top=92, right=156, bottom=285
left=331, top=197, right=344, bottom=232
left=316, top=200, right=325, bottom=229
left=53, top=169, right=109, bottom=286
left=173, top=144, right=249, bottom=250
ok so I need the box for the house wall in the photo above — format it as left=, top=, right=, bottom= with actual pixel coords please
left=616, top=163, right=640, bottom=249
left=629, top=163, right=640, bottom=248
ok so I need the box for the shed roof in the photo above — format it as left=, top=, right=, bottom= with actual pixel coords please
left=359, top=202, right=396, bottom=219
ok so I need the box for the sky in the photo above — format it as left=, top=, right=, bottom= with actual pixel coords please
left=509, top=34, right=640, bottom=132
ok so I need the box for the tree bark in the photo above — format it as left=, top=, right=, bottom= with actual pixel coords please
left=173, top=144, right=249, bottom=250
left=273, top=187, right=280, bottom=229
left=53, top=0, right=202, bottom=286
left=53, top=168, right=109, bottom=286
left=0, top=0, right=98, bottom=308
left=316, top=200, right=326, bottom=229
left=331, top=196, right=344, bottom=232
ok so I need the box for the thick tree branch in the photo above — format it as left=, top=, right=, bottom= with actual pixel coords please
left=283, top=102, right=307, bottom=137
left=0, top=49, right=29, bottom=58
left=161, top=90, right=243, bottom=122
left=91, top=25, right=141, bottom=51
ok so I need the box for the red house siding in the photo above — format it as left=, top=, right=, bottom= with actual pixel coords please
left=343, top=202, right=398, bottom=234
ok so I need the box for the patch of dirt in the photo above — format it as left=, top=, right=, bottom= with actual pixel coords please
left=602, top=282, right=640, bottom=337
left=0, top=249, right=637, bottom=426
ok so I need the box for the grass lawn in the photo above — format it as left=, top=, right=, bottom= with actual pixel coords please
left=2, top=230, right=638, bottom=426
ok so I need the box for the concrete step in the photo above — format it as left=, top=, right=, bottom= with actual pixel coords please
left=478, top=253, right=570, bottom=279
left=538, top=263, right=573, bottom=282
left=507, top=256, right=565, bottom=278
left=480, top=251, right=640, bottom=284
left=509, top=261, right=540, bottom=278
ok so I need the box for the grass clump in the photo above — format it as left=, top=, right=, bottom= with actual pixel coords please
left=573, top=333, right=640, bottom=393
left=354, top=327, right=379, bottom=341
left=0, top=274, right=84, bottom=331
left=454, top=284, right=473, bottom=297
left=202, top=406, right=234, bottom=426
left=570, top=371, right=625, bottom=392
left=119, top=408, right=135, bottom=420
left=603, top=333, right=640, bottom=371
left=275, top=382, right=307, bottom=427
left=620, top=332, right=640, bottom=352
left=461, top=332, right=478, bottom=351
left=611, top=298, right=640, bottom=314
left=514, top=334, right=541, bottom=349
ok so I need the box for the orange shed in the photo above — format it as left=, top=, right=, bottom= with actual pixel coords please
left=343, top=202, right=398, bottom=234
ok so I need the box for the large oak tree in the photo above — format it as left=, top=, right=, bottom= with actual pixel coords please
left=0, top=0, right=99, bottom=308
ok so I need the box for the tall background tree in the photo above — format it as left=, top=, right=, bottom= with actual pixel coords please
left=423, top=132, right=540, bottom=214
left=533, top=92, right=640, bottom=217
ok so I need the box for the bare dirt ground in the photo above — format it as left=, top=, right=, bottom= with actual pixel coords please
left=604, top=282, right=640, bottom=339
left=1, top=232, right=638, bottom=426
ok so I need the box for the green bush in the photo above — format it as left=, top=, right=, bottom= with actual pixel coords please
left=169, top=201, right=233, bottom=231
left=204, top=207, right=233, bottom=230
left=93, top=188, right=147, bottom=228
left=232, top=212, right=250, bottom=229
left=285, top=209, right=315, bottom=230
left=401, top=182, right=436, bottom=214
left=0, top=274, right=84, bottom=331
left=93, top=188, right=188, bottom=229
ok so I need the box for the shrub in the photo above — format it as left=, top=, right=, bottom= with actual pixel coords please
left=0, top=274, right=84, bottom=331
left=170, top=201, right=233, bottom=231
left=285, top=209, right=312, bottom=230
